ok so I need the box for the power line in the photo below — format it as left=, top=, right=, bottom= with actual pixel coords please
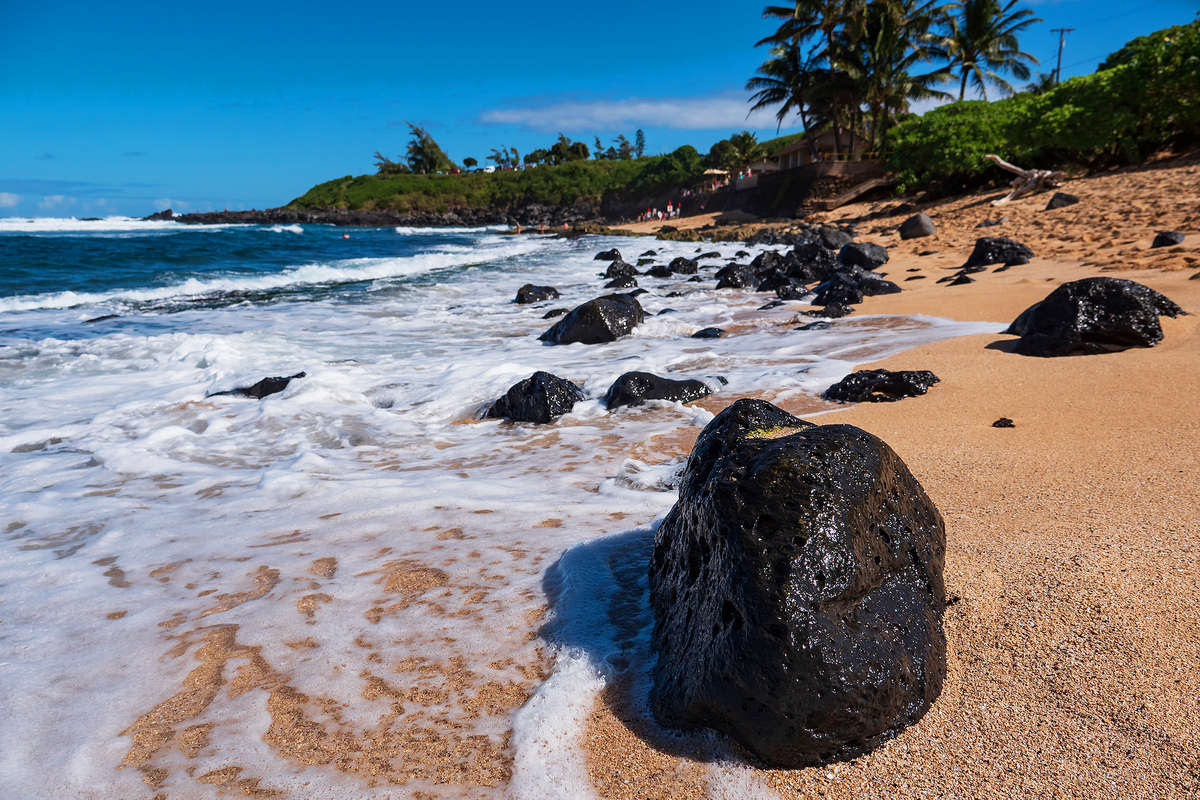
left=1050, top=28, right=1076, bottom=85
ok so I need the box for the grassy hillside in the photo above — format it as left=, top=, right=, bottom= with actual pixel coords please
left=289, top=147, right=704, bottom=214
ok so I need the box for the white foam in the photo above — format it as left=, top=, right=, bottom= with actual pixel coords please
left=0, top=216, right=234, bottom=233
left=394, top=224, right=510, bottom=234
left=267, top=224, right=304, bottom=234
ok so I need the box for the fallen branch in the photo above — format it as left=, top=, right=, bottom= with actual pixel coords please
left=985, top=154, right=1066, bottom=205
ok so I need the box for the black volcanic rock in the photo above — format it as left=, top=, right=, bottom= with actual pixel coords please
left=1045, top=192, right=1079, bottom=210
left=637, top=258, right=655, bottom=266
left=795, top=320, right=832, bottom=330
left=992, top=417, right=1015, bottom=428
left=787, top=241, right=840, bottom=284
left=755, top=270, right=795, bottom=293
left=649, top=399, right=946, bottom=768
left=640, top=249, right=657, bottom=257
left=514, top=284, right=560, bottom=304
left=824, top=369, right=940, bottom=403
left=483, top=371, right=585, bottom=423
left=604, top=275, right=638, bottom=289
left=803, top=303, right=852, bottom=318
left=669, top=256, right=700, bottom=275
left=691, top=327, right=725, bottom=339
left=715, top=264, right=757, bottom=289
left=697, top=251, right=721, bottom=260
left=538, top=293, right=645, bottom=345
left=603, top=371, right=713, bottom=409
left=542, top=308, right=568, bottom=318
left=646, top=264, right=674, bottom=278
left=208, top=372, right=306, bottom=400
left=818, top=226, right=854, bottom=250
left=604, top=260, right=638, bottom=279
left=963, top=237, right=1033, bottom=268
left=839, top=241, right=889, bottom=270
left=899, top=213, right=935, bottom=239
left=1151, top=231, right=1185, bottom=248
left=1004, top=277, right=1184, bottom=357
left=594, top=248, right=622, bottom=262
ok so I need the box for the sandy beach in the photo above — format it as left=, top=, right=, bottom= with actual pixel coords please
left=582, top=157, right=1200, bottom=798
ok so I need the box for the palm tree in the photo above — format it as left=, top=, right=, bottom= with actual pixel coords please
left=845, top=0, right=953, bottom=151
left=1024, top=71, right=1056, bottom=95
left=746, top=44, right=835, bottom=160
left=941, top=0, right=1042, bottom=101
left=723, top=131, right=766, bottom=176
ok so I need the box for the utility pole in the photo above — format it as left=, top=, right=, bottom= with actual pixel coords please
left=1051, top=28, right=1075, bottom=85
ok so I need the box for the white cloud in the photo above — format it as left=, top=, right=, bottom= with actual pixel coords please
left=0, top=192, right=20, bottom=208
left=153, top=198, right=187, bottom=211
left=480, top=95, right=796, bottom=132
left=38, top=194, right=75, bottom=210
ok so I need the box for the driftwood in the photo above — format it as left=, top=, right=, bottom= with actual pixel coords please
left=985, top=154, right=1066, bottom=205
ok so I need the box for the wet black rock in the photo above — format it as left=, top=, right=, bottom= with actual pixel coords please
left=145, top=209, right=174, bottom=221
left=692, top=327, right=725, bottom=339
left=787, top=242, right=841, bottom=284
left=84, top=313, right=120, bottom=323
left=538, top=293, right=645, bottom=345
left=992, top=417, right=1015, bottom=428
left=688, top=276, right=703, bottom=282
left=594, top=248, right=622, bottom=262
left=715, top=264, right=757, bottom=289
left=775, top=283, right=810, bottom=300
left=1004, top=277, right=1184, bottom=357
left=646, top=264, right=674, bottom=278
left=751, top=250, right=785, bottom=273
left=669, top=256, right=699, bottom=275
left=604, top=275, right=638, bottom=289
left=697, top=251, right=721, bottom=260
left=839, top=241, right=889, bottom=270
left=1151, top=231, right=1185, bottom=249
left=649, top=399, right=946, bottom=768
left=640, top=249, right=657, bottom=257
left=483, top=371, right=585, bottom=423
left=637, top=258, right=655, bottom=267
left=604, top=371, right=713, bottom=409
left=208, top=372, right=306, bottom=400
left=824, top=369, right=940, bottom=403
left=542, top=308, right=568, bottom=318
left=899, top=213, right=935, bottom=240
left=755, top=270, right=795, bottom=293
left=803, top=303, right=852, bottom=319
left=811, top=267, right=900, bottom=307
left=514, top=284, right=560, bottom=304
left=963, top=237, right=1033, bottom=268
left=735, top=250, right=750, bottom=258
left=604, top=260, right=638, bottom=279
left=1045, top=192, right=1079, bottom=210
left=795, top=320, right=831, bottom=331
left=658, top=307, right=678, bottom=314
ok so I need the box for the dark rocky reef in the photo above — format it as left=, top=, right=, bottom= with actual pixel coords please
left=603, top=371, right=713, bottom=409
left=824, top=369, right=940, bottom=403
left=1004, top=277, right=1184, bottom=357
left=538, top=293, right=645, bottom=345
left=207, top=372, right=306, bottom=400
left=649, top=399, right=946, bottom=767
left=483, top=371, right=585, bottom=423
left=514, top=284, right=559, bottom=304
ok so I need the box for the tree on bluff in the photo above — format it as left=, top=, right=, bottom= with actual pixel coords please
left=405, top=123, right=457, bottom=173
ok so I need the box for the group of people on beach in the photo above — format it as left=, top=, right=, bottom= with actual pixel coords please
left=637, top=202, right=682, bottom=223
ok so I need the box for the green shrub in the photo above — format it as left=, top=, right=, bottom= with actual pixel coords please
left=887, top=18, right=1200, bottom=195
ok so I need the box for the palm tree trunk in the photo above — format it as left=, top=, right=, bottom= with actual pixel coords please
left=959, top=70, right=968, bottom=101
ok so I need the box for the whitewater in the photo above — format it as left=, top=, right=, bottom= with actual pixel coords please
left=0, top=218, right=1001, bottom=799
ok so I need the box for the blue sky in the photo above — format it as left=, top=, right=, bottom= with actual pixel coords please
left=0, top=0, right=1194, bottom=217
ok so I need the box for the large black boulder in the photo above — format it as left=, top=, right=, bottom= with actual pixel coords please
left=483, top=371, right=585, bottom=423
left=823, top=369, right=940, bottom=403
left=604, top=260, right=638, bottom=279
left=963, top=237, right=1033, bottom=268
left=788, top=241, right=841, bottom=284
left=514, top=283, right=560, bottom=304
left=649, top=399, right=946, bottom=767
left=208, top=372, right=306, bottom=400
left=604, top=275, right=638, bottom=289
left=594, top=248, right=622, bottom=262
left=1004, top=277, right=1184, bottom=357
left=818, top=226, right=854, bottom=250
left=603, top=371, right=713, bottom=409
left=645, top=263, right=674, bottom=278
left=839, top=241, right=889, bottom=270
left=538, top=293, right=645, bottom=345
left=899, top=213, right=935, bottom=240
left=810, top=267, right=899, bottom=307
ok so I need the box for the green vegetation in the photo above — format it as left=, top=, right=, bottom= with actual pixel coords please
left=290, top=145, right=705, bottom=213
left=886, top=18, right=1200, bottom=194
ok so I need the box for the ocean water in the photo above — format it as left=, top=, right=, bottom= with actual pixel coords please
left=0, top=217, right=1002, bottom=799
